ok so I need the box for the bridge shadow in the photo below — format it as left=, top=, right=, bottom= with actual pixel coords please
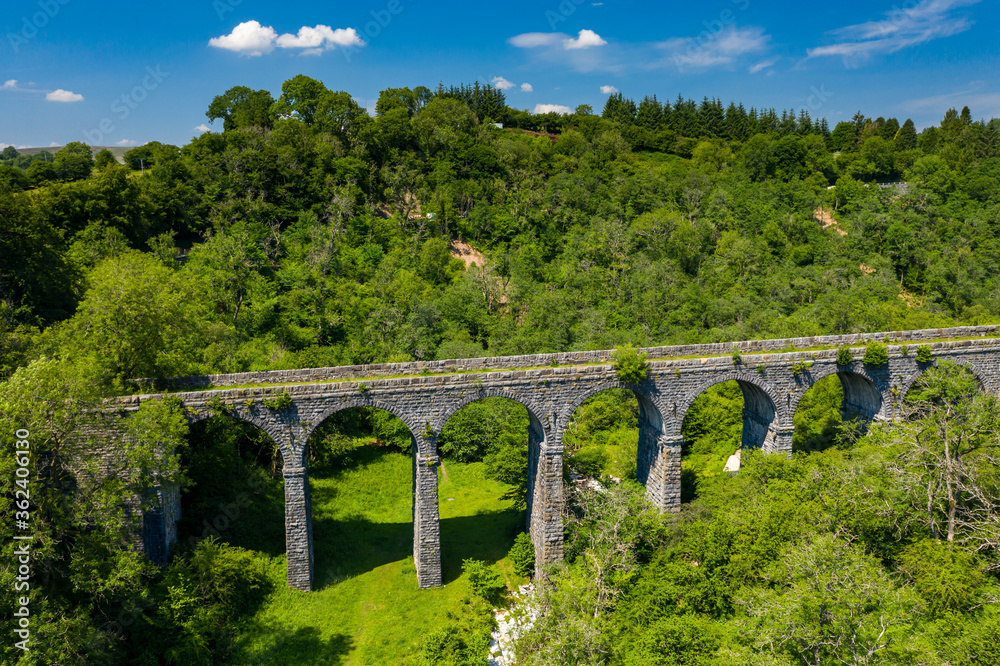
left=309, top=507, right=522, bottom=589
left=230, top=623, right=352, bottom=665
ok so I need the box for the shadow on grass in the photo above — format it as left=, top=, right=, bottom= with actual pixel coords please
left=681, top=467, right=699, bottom=504
left=232, top=624, right=352, bottom=665
left=309, top=509, right=523, bottom=589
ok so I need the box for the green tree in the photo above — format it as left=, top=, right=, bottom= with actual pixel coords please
left=738, top=534, right=922, bottom=665
left=0, top=359, right=189, bottom=663
left=896, top=119, right=918, bottom=150
left=0, top=189, right=76, bottom=321
left=94, top=148, right=117, bottom=169
left=271, top=74, right=330, bottom=125
left=207, top=86, right=275, bottom=131
left=53, top=141, right=95, bottom=181
left=52, top=250, right=205, bottom=384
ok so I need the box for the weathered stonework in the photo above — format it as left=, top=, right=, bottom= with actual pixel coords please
left=120, top=326, right=1000, bottom=591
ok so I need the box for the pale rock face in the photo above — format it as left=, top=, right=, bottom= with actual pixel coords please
left=724, top=448, right=742, bottom=473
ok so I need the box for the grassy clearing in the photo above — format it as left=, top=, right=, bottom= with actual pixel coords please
left=182, top=437, right=523, bottom=665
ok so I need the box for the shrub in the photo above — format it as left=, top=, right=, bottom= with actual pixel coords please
left=462, top=558, right=506, bottom=604
left=509, top=532, right=536, bottom=578
left=151, top=539, right=274, bottom=663
left=568, top=447, right=608, bottom=477
left=916, top=344, right=933, bottom=363
left=262, top=390, right=292, bottom=410
left=898, top=539, right=984, bottom=615
left=836, top=346, right=853, bottom=366
left=792, top=361, right=813, bottom=377
left=862, top=341, right=888, bottom=366
left=731, top=350, right=742, bottom=365
left=612, top=344, right=649, bottom=384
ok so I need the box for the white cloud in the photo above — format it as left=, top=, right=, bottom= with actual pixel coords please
left=276, top=25, right=365, bottom=55
left=210, top=21, right=364, bottom=56
left=600, top=85, right=618, bottom=94
left=492, top=76, right=516, bottom=91
left=521, top=83, right=533, bottom=92
left=564, top=29, right=607, bottom=50
left=194, top=124, right=211, bottom=133
left=49, top=142, right=61, bottom=148
left=808, top=0, right=982, bottom=66
left=749, top=58, right=777, bottom=73
left=209, top=20, right=278, bottom=56
left=509, top=32, right=564, bottom=48
left=116, top=139, right=138, bottom=146
left=534, top=104, right=573, bottom=115
left=509, top=29, right=607, bottom=51
left=656, top=26, right=770, bottom=71
left=46, top=89, right=84, bottom=103
left=2, top=80, right=17, bottom=89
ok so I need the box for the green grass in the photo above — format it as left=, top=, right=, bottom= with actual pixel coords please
left=201, top=443, right=523, bottom=665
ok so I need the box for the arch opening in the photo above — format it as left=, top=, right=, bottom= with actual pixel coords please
left=681, top=379, right=779, bottom=496
left=563, top=389, right=642, bottom=483
left=793, top=370, right=886, bottom=452
left=792, top=374, right=844, bottom=453
left=306, top=406, right=418, bottom=589
left=436, top=396, right=543, bottom=583
left=563, top=387, right=673, bottom=511
left=839, top=371, right=885, bottom=423
left=178, top=412, right=286, bottom=556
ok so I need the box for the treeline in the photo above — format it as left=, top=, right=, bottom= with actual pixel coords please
left=1, top=74, right=999, bottom=390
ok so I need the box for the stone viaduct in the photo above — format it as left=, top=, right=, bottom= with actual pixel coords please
left=121, top=326, right=1000, bottom=592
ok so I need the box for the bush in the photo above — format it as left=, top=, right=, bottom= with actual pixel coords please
left=898, top=539, right=984, bottom=615
left=836, top=346, right=854, bottom=366
left=568, top=447, right=608, bottom=477
left=612, top=344, right=649, bottom=383
left=262, top=390, right=292, bottom=410
left=463, top=558, right=506, bottom=605
left=146, top=539, right=274, bottom=663
left=916, top=344, right=933, bottom=363
left=862, top=341, right=888, bottom=366
left=509, top=532, right=536, bottom=578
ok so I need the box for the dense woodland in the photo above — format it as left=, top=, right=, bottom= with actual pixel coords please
left=2, top=76, right=1000, bottom=664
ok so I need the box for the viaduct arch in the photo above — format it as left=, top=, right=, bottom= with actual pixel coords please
left=115, top=326, right=1000, bottom=591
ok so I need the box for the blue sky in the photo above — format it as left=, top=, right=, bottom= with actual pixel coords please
left=1, top=0, right=998, bottom=149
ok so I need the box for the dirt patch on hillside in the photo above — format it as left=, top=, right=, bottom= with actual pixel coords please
left=899, top=289, right=925, bottom=308
left=815, top=207, right=847, bottom=236
left=451, top=239, right=485, bottom=268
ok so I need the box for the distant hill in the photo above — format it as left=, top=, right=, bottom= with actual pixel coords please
left=16, top=145, right=132, bottom=163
